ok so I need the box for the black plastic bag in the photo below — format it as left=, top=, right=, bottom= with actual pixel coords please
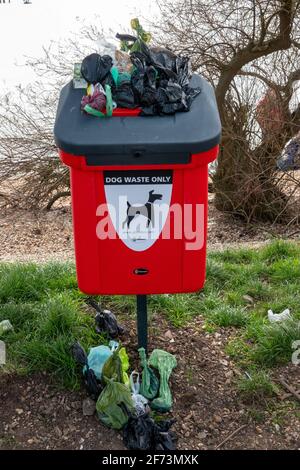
left=81, top=53, right=113, bottom=85
left=114, top=81, right=137, bottom=109
left=123, top=413, right=177, bottom=451
left=129, top=45, right=200, bottom=116
left=130, top=55, right=158, bottom=108
left=144, top=48, right=178, bottom=79
left=116, top=32, right=138, bottom=44
left=141, top=66, right=158, bottom=106
left=153, top=419, right=177, bottom=451
left=87, top=299, right=125, bottom=339
left=101, top=72, right=117, bottom=94
left=123, top=414, right=152, bottom=450
left=71, top=342, right=103, bottom=400
left=130, top=55, right=147, bottom=102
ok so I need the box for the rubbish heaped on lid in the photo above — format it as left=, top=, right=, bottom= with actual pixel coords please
left=138, top=347, right=160, bottom=400
left=71, top=342, right=103, bottom=399
left=123, top=413, right=177, bottom=451
left=127, top=42, right=200, bottom=116
left=116, top=18, right=152, bottom=54
left=81, top=84, right=115, bottom=118
left=87, top=298, right=125, bottom=338
left=81, top=53, right=113, bottom=85
left=96, top=378, right=134, bottom=430
left=115, top=49, right=132, bottom=73
left=81, top=86, right=106, bottom=113
left=114, top=81, right=137, bottom=109
left=148, top=349, right=177, bottom=412
left=117, top=71, right=132, bottom=85
left=78, top=18, right=201, bottom=117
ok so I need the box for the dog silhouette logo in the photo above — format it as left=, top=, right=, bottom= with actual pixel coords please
left=122, top=190, right=162, bottom=229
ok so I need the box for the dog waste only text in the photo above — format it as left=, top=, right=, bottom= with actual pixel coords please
left=104, top=175, right=172, bottom=184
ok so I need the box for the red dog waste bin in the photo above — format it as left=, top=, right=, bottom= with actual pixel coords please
left=54, top=74, right=221, bottom=296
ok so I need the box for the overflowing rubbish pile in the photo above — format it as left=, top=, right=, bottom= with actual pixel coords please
left=72, top=300, right=178, bottom=451
left=74, top=19, right=201, bottom=118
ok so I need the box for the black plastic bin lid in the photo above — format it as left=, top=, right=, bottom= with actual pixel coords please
left=54, top=74, right=221, bottom=164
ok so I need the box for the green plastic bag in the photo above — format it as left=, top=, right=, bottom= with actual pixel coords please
left=119, top=18, right=152, bottom=53
left=119, top=347, right=130, bottom=387
left=138, top=347, right=159, bottom=400
left=110, top=66, right=119, bottom=86
left=102, top=346, right=130, bottom=386
left=148, top=349, right=177, bottom=413
left=96, top=379, right=134, bottom=430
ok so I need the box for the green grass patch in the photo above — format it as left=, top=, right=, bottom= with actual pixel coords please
left=250, top=320, right=300, bottom=366
left=237, top=370, right=278, bottom=403
left=260, top=239, right=299, bottom=263
left=209, top=246, right=256, bottom=264
left=206, top=305, right=249, bottom=328
left=205, top=240, right=300, bottom=369
left=0, top=262, right=77, bottom=303
left=149, top=294, right=201, bottom=326
left=0, top=239, right=300, bottom=388
left=0, top=263, right=101, bottom=389
left=0, top=293, right=101, bottom=388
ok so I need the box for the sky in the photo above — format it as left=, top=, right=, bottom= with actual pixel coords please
left=0, top=0, right=158, bottom=90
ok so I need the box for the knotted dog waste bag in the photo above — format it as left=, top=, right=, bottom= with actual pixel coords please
left=96, top=378, right=134, bottom=430
left=138, top=347, right=160, bottom=400
left=148, top=349, right=177, bottom=412
left=102, top=345, right=130, bottom=387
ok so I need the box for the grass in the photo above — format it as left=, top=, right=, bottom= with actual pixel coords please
left=236, top=369, right=279, bottom=403
left=0, top=239, right=300, bottom=390
left=205, top=305, right=249, bottom=328
left=0, top=263, right=100, bottom=388
left=205, top=240, right=300, bottom=369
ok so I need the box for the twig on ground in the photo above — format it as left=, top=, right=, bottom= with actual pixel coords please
left=279, top=379, right=300, bottom=403
left=285, top=229, right=300, bottom=237
left=45, top=191, right=71, bottom=211
left=215, top=424, right=247, bottom=450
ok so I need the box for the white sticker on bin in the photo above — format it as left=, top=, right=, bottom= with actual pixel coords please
left=103, top=170, right=173, bottom=252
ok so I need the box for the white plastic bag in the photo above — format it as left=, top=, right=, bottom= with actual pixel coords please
left=0, top=320, right=13, bottom=335
left=268, top=308, right=291, bottom=323
left=130, top=371, right=148, bottom=416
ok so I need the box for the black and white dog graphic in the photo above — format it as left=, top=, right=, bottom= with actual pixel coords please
left=122, top=190, right=162, bottom=229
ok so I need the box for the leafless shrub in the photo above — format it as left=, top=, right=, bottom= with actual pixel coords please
left=0, top=22, right=109, bottom=209
left=155, top=0, right=300, bottom=223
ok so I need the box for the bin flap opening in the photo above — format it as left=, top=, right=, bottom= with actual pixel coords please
left=85, top=152, right=191, bottom=167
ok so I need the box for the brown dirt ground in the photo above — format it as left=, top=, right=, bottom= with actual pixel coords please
left=0, top=197, right=299, bottom=450
left=0, top=315, right=299, bottom=451
left=0, top=194, right=299, bottom=263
